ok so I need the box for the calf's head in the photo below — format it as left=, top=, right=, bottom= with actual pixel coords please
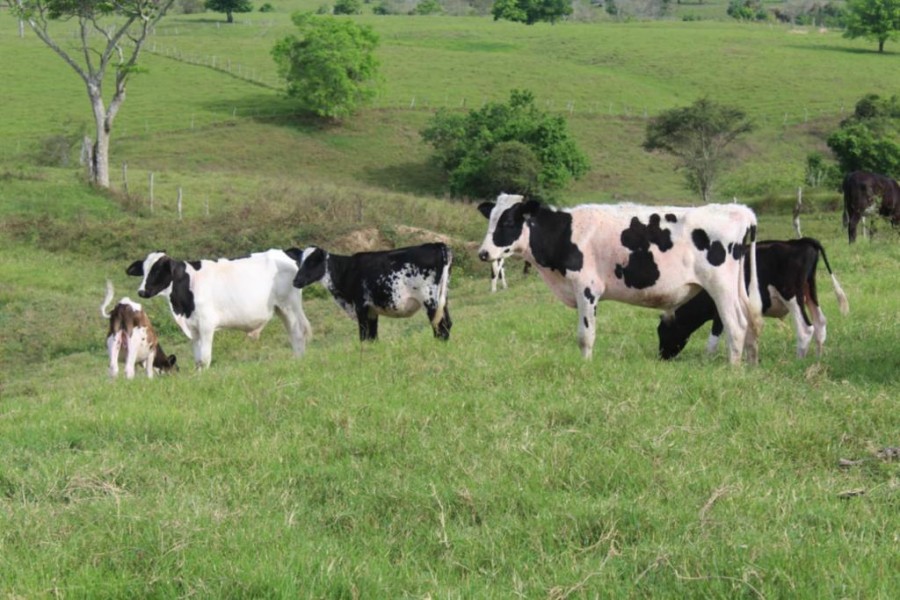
left=154, top=352, right=179, bottom=374
left=292, top=247, right=329, bottom=289
left=126, top=251, right=174, bottom=299
left=477, top=193, right=540, bottom=262
left=657, top=313, right=687, bottom=360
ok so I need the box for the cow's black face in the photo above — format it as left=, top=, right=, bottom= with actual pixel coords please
left=137, top=252, right=174, bottom=298
left=293, top=247, right=328, bottom=289
left=657, top=314, right=686, bottom=360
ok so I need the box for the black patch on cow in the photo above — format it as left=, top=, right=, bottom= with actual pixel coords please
left=168, top=262, right=195, bottom=318
left=583, top=317, right=589, bottom=328
left=126, top=260, right=144, bottom=277
left=614, top=215, right=674, bottom=289
left=188, top=260, right=202, bottom=270
left=665, top=213, right=677, bottom=223
left=527, top=205, right=583, bottom=275
left=730, top=242, right=745, bottom=260
left=692, top=228, right=727, bottom=267
left=707, top=241, right=726, bottom=266
left=583, top=287, right=595, bottom=303
left=293, top=248, right=328, bottom=289
left=692, top=228, right=711, bottom=251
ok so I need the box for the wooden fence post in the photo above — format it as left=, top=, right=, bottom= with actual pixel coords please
left=793, top=187, right=803, bottom=238
left=177, top=187, right=183, bottom=220
left=149, top=172, right=154, bottom=214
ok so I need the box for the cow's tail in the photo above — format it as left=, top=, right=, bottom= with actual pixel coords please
left=809, top=239, right=850, bottom=316
left=744, top=224, right=764, bottom=347
left=431, top=245, right=452, bottom=329
left=100, top=280, right=115, bottom=319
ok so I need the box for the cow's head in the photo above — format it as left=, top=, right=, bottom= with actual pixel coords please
left=293, top=247, right=329, bottom=289
left=153, top=351, right=178, bottom=374
left=657, top=313, right=687, bottom=360
left=126, top=251, right=174, bottom=299
left=477, top=193, right=541, bottom=262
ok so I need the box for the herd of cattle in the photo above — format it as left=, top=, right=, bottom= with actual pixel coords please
left=102, top=169, right=900, bottom=378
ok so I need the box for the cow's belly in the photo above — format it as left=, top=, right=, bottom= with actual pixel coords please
left=765, top=287, right=790, bottom=319
left=212, top=307, right=274, bottom=332
left=371, top=297, right=422, bottom=318
left=603, top=280, right=700, bottom=310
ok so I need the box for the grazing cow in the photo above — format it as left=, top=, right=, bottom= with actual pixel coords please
left=478, top=194, right=763, bottom=364
left=842, top=171, right=900, bottom=243
left=292, top=243, right=453, bottom=341
left=101, top=280, right=177, bottom=379
left=126, top=249, right=311, bottom=368
left=659, top=238, right=850, bottom=360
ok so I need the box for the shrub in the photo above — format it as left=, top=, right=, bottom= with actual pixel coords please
left=259, top=2, right=275, bottom=11
left=333, top=0, right=363, bottom=13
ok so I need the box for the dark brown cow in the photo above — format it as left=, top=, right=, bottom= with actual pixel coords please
left=842, top=171, right=900, bottom=243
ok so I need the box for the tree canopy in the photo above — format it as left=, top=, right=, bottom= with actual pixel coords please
left=8, top=0, right=175, bottom=188
left=272, top=13, right=380, bottom=120
left=204, top=0, right=253, bottom=23
left=420, top=89, right=588, bottom=199
left=827, top=94, right=900, bottom=177
left=644, top=98, right=754, bottom=203
left=491, top=0, right=572, bottom=25
left=843, top=0, right=900, bottom=52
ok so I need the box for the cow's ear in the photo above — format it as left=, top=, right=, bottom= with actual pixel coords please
left=126, top=260, right=144, bottom=277
left=477, top=202, right=495, bottom=219
left=521, top=199, right=542, bottom=218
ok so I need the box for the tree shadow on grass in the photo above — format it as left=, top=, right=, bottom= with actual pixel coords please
left=201, top=94, right=336, bottom=132
left=361, top=161, right=448, bottom=197
left=785, top=44, right=896, bottom=56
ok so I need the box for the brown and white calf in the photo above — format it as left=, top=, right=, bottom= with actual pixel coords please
left=478, top=194, right=764, bottom=364
left=101, top=281, right=177, bottom=379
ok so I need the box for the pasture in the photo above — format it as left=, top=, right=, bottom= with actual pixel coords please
left=1, top=6, right=899, bottom=598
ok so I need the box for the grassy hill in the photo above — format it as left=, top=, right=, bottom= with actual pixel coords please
left=1, top=7, right=899, bottom=598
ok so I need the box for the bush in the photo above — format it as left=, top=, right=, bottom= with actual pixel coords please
left=412, top=0, right=442, bottom=14
left=826, top=94, right=900, bottom=176
left=805, top=152, right=841, bottom=189
left=333, top=0, right=362, bottom=13
left=421, top=89, right=588, bottom=199
left=259, top=2, right=274, bottom=11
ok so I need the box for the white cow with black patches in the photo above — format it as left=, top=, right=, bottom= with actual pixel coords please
left=126, top=249, right=311, bottom=368
left=478, top=193, right=764, bottom=365
left=292, top=243, right=453, bottom=342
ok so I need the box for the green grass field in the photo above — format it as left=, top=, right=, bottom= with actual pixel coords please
left=1, top=6, right=899, bottom=598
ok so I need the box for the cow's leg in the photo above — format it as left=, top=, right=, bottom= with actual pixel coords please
left=426, top=301, right=451, bottom=340
left=124, top=330, right=143, bottom=379
left=806, top=298, right=827, bottom=358
left=784, top=299, right=814, bottom=358
left=490, top=260, right=501, bottom=293
left=107, top=334, right=121, bottom=378
left=194, top=329, right=215, bottom=369
left=847, top=211, right=861, bottom=243
left=356, top=306, right=378, bottom=341
left=276, top=300, right=310, bottom=357
left=576, top=285, right=599, bottom=359
left=144, top=350, right=155, bottom=379
left=705, top=317, right=724, bottom=355
left=711, top=293, right=747, bottom=365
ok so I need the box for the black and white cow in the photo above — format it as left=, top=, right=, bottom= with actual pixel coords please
left=478, top=194, right=763, bottom=364
left=292, top=243, right=453, bottom=341
left=658, top=238, right=849, bottom=360
left=842, top=171, right=900, bottom=243
left=126, top=249, right=311, bottom=368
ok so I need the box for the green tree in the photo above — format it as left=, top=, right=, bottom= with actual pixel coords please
left=844, top=0, right=900, bottom=52
left=826, top=94, right=900, bottom=176
left=205, top=0, right=253, bottom=23
left=8, top=0, right=175, bottom=188
left=421, top=89, right=588, bottom=199
left=272, top=13, right=379, bottom=120
left=643, top=98, right=754, bottom=203
left=491, top=0, right=572, bottom=25
left=333, top=0, right=362, bottom=14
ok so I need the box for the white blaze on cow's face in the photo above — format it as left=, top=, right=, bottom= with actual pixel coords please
left=477, top=193, right=528, bottom=262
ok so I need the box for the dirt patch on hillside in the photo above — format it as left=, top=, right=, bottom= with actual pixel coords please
left=334, top=225, right=478, bottom=254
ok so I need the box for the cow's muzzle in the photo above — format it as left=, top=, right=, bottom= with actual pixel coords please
left=478, top=250, right=490, bottom=262
left=138, top=290, right=150, bottom=298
